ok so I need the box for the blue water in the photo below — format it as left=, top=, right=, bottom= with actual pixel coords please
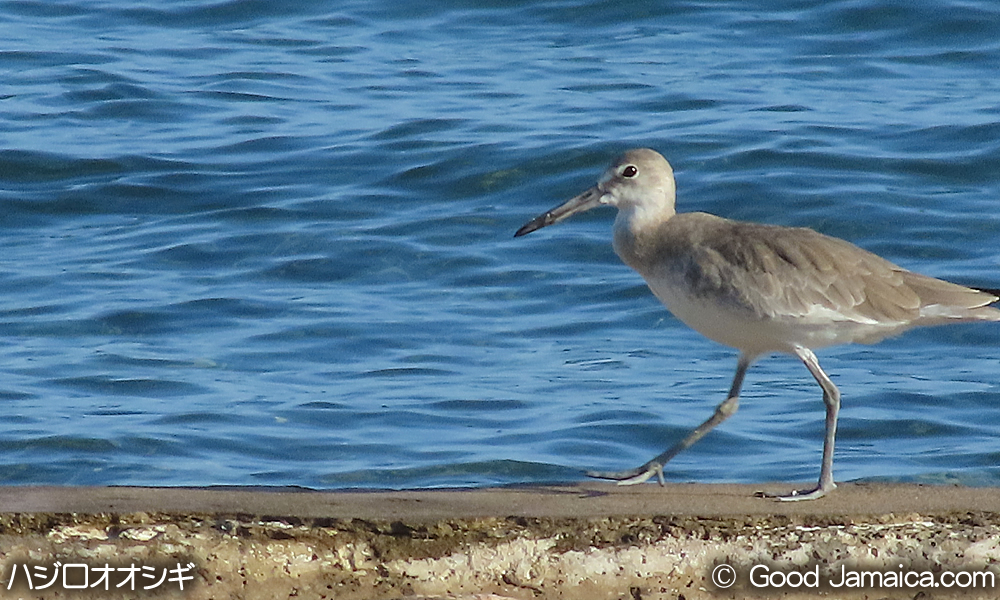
left=1, top=0, right=999, bottom=490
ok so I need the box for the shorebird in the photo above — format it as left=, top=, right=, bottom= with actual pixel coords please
left=514, top=148, right=1000, bottom=501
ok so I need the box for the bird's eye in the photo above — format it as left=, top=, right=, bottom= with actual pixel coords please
left=622, top=165, right=638, bottom=178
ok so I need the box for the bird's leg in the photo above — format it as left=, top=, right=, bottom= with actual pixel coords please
left=763, top=346, right=839, bottom=501
left=587, top=354, right=753, bottom=485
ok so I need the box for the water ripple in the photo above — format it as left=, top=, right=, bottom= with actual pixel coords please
left=0, top=0, right=998, bottom=489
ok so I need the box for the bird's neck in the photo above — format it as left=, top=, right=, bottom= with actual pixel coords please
left=612, top=205, right=675, bottom=273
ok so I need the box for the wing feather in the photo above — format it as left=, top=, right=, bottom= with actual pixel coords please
left=651, top=214, right=997, bottom=327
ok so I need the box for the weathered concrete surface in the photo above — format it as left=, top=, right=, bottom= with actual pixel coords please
left=1, top=482, right=998, bottom=599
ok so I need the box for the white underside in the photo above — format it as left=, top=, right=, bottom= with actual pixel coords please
left=643, top=275, right=907, bottom=356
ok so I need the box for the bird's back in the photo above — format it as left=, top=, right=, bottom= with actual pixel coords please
left=613, top=212, right=1000, bottom=354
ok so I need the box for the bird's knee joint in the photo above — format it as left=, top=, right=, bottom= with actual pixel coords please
left=716, top=397, right=739, bottom=417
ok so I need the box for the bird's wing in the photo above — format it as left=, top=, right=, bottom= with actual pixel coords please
left=668, top=217, right=925, bottom=325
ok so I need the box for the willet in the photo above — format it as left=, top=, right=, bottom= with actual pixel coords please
left=515, top=148, right=1000, bottom=501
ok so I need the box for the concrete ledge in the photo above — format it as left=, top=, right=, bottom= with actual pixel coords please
left=1, top=483, right=999, bottom=599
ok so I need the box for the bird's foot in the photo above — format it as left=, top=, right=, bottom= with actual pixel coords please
left=586, top=462, right=665, bottom=486
left=755, top=481, right=836, bottom=502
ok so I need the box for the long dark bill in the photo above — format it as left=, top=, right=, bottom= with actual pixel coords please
left=514, top=186, right=603, bottom=237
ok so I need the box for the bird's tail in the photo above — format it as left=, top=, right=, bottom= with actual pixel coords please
left=973, top=287, right=1000, bottom=301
